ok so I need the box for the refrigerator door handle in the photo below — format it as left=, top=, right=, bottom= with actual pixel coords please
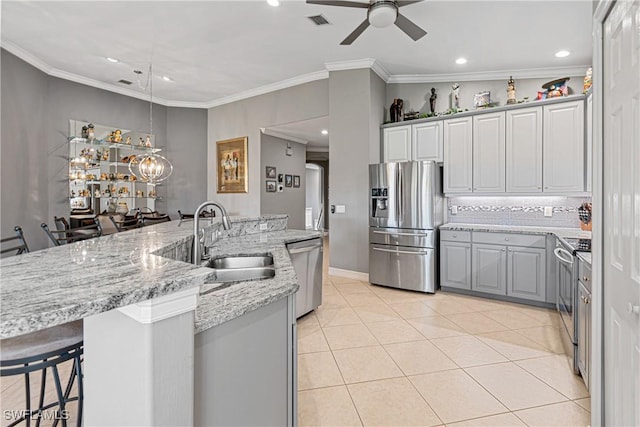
left=372, top=230, right=430, bottom=237
left=372, top=247, right=429, bottom=256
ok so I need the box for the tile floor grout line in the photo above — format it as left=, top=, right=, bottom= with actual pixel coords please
left=513, top=357, right=591, bottom=402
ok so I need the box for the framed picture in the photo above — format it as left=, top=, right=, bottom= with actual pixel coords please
left=278, top=173, right=284, bottom=183
left=266, top=166, right=276, bottom=179
left=217, top=136, right=248, bottom=193
left=266, top=180, right=277, bottom=192
left=293, top=175, right=300, bottom=188
left=285, top=174, right=293, bottom=187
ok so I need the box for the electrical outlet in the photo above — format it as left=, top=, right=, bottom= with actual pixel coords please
left=259, top=223, right=268, bottom=231
left=544, top=206, right=553, bottom=217
left=451, top=205, right=458, bottom=215
left=335, top=205, right=346, bottom=214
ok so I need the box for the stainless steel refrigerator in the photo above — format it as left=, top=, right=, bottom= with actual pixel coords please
left=369, top=161, right=443, bottom=293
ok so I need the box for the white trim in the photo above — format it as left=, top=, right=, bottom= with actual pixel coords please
left=117, top=287, right=199, bottom=324
left=387, top=65, right=592, bottom=84
left=328, top=267, right=369, bottom=282
left=261, top=128, right=309, bottom=145
left=325, top=58, right=390, bottom=82
left=206, top=70, right=329, bottom=108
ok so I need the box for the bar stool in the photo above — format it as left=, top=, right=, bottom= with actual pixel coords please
left=140, top=208, right=171, bottom=226
left=0, top=227, right=83, bottom=426
left=42, top=218, right=102, bottom=246
left=109, top=212, right=142, bottom=232
left=177, top=209, right=215, bottom=220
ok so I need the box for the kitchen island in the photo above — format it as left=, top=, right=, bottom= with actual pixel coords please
left=0, top=215, right=320, bottom=426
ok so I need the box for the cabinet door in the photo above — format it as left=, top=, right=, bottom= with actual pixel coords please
left=543, top=100, right=585, bottom=192
left=383, top=125, right=412, bottom=162
left=440, top=241, right=471, bottom=289
left=443, top=117, right=473, bottom=193
left=577, top=281, right=591, bottom=389
left=507, top=246, right=546, bottom=301
left=472, top=243, right=507, bottom=295
left=506, top=107, right=543, bottom=193
left=473, top=112, right=506, bottom=192
left=585, top=94, right=593, bottom=193
left=412, top=121, right=443, bottom=161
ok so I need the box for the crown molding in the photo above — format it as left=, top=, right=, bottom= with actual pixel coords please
left=206, top=70, right=329, bottom=109
left=261, top=128, right=309, bottom=145
left=324, top=58, right=390, bottom=82
left=387, top=65, right=591, bottom=84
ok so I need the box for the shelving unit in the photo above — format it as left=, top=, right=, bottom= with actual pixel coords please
left=67, top=122, right=164, bottom=214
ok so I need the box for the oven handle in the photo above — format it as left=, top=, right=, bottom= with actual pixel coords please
left=372, top=247, right=429, bottom=256
left=554, top=247, right=574, bottom=265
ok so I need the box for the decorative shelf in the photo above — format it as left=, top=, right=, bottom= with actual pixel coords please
left=69, top=196, right=162, bottom=200
left=68, top=137, right=161, bottom=153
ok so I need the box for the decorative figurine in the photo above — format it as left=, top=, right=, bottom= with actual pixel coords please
left=390, top=98, right=404, bottom=122
left=87, top=124, right=95, bottom=140
left=138, top=137, right=145, bottom=146
left=451, top=83, right=460, bottom=109
left=113, top=129, right=123, bottom=143
left=81, top=126, right=88, bottom=139
left=145, top=135, right=152, bottom=147
left=125, top=136, right=132, bottom=145
left=583, top=67, right=592, bottom=93
left=429, top=88, right=437, bottom=113
left=506, top=76, right=517, bottom=105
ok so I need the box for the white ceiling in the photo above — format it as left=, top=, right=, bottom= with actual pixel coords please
left=264, top=116, right=330, bottom=150
left=1, top=1, right=593, bottom=108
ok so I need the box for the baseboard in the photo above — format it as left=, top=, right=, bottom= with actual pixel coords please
left=328, top=267, right=369, bottom=282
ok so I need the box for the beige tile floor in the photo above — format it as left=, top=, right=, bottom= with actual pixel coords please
left=298, top=275, right=591, bottom=427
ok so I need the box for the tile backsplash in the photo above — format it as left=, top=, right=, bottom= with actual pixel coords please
left=447, top=196, right=592, bottom=228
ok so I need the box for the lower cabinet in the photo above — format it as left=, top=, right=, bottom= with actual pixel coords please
left=472, top=244, right=507, bottom=295
left=440, top=241, right=471, bottom=289
left=441, top=231, right=548, bottom=304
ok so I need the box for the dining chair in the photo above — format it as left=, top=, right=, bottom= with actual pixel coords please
left=109, top=212, right=142, bottom=232
left=1, top=227, right=84, bottom=427
left=42, top=218, right=102, bottom=246
left=140, top=208, right=171, bottom=227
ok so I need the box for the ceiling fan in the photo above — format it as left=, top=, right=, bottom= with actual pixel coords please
left=307, top=0, right=427, bottom=45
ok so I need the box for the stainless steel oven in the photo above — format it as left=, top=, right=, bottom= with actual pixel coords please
left=554, top=237, right=579, bottom=373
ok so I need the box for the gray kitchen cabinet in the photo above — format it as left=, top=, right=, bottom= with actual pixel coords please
left=506, top=107, right=543, bottom=193
left=412, top=121, right=443, bottom=162
left=472, top=243, right=507, bottom=295
left=543, top=100, right=585, bottom=193
left=443, top=116, right=473, bottom=193
left=194, top=296, right=296, bottom=426
left=507, top=246, right=546, bottom=302
left=577, top=258, right=592, bottom=390
left=382, top=125, right=412, bottom=162
left=440, top=241, right=472, bottom=290
left=473, top=112, right=506, bottom=192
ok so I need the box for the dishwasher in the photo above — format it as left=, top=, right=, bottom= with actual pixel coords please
left=287, top=237, right=323, bottom=318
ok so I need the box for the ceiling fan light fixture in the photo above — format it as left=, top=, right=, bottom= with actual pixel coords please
left=368, top=2, right=398, bottom=28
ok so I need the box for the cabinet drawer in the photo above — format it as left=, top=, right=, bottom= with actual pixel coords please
left=579, top=259, right=592, bottom=291
left=440, top=230, right=471, bottom=242
left=472, top=232, right=546, bottom=248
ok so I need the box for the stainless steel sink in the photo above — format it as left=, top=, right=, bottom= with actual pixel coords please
left=214, top=266, right=275, bottom=282
left=207, top=255, right=274, bottom=269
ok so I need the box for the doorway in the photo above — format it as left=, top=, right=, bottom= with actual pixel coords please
left=305, top=163, right=324, bottom=231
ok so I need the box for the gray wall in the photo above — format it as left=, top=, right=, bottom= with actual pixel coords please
left=1, top=50, right=207, bottom=250
left=259, top=134, right=306, bottom=229
left=386, top=76, right=585, bottom=120
left=207, top=79, right=329, bottom=217
left=166, top=107, right=208, bottom=217
left=329, top=69, right=385, bottom=274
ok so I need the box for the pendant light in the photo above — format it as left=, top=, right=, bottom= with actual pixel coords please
left=128, top=64, right=173, bottom=184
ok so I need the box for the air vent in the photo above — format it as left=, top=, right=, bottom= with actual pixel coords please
left=118, top=79, right=132, bottom=85
left=308, top=14, right=330, bottom=25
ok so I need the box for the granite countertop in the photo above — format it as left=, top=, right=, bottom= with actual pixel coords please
left=577, top=252, right=592, bottom=265
left=0, top=214, right=318, bottom=339
left=441, top=223, right=592, bottom=240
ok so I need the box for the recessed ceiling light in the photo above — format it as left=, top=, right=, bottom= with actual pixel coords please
left=455, top=57, right=467, bottom=65
left=555, top=50, right=571, bottom=58
left=267, top=0, right=279, bottom=6
left=162, top=76, right=173, bottom=82
left=321, top=129, right=329, bottom=135
left=106, top=57, right=119, bottom=63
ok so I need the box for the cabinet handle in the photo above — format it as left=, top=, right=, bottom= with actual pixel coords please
left=505, top=238, right=509, bottom=241
left=501, top=249, right=506, bottom=252
left=583, top=276, right=590, bottom=282
left=452, top=234, right=457, bottom=238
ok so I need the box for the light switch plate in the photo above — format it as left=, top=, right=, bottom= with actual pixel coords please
left=544, top=206, right=553, bottom=217
left=259, top=223, right=268, bottom=231
left=335, top=205, right=346, bottom=214
left=451, top=205, right=458, bottom=215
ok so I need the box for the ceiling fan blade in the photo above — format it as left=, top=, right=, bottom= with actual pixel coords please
left=395, top=13, right=427, bottom=41
left=340, top=19, right=370, bottom=45
left=397, top=0, right=423, bottom=7
left=306, top=0, right=369, bottom=8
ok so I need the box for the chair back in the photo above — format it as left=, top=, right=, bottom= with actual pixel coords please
left=42, top=218, right=102, bottom=246
left=1, top=226, right=30, bottom=255
left=140, top=208, right=171, bottom=226
left=54, top=216, right=70, bottom=232
left=178, top=209, right=215, bottom=220
left=109, top=213, right=141, bottom=232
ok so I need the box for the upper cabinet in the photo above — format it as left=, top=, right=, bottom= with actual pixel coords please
left=443, top=117, right=473, bottom=193
left=506, top=107, right=543, bottom=193
left=382, top=125, right=412, bottom=162
left=473, top=112, right=506, bottom=192
left=543, top=100, right=585, bottom=193
left=382, top=122, right=443, bottom=163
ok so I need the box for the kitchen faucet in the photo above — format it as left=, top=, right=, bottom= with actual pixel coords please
left=193, top=201, right=232, bottom=264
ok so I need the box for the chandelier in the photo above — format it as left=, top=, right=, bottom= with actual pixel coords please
left=128, top=64, right=173, bottom=184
